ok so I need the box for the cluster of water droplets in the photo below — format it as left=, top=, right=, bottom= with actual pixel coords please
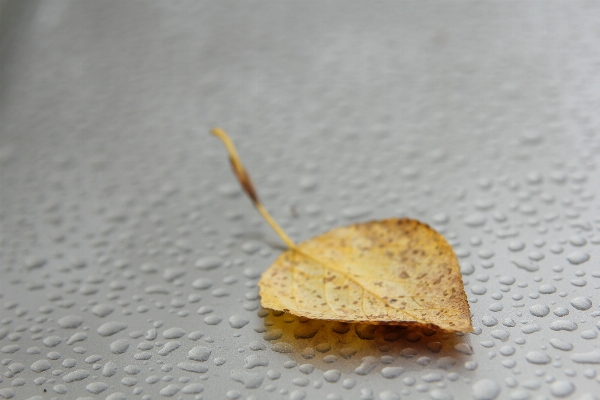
left=2, top=125, right=599, bottom=399
left=2, top=2, right=600, bottom=399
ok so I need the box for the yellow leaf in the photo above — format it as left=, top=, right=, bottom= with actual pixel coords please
left=212, top=128, right=473, bottom=333
left=259, top=218, right=472, bottom=332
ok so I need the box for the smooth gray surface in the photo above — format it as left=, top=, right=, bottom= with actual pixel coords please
left=1, top=1, right=600, bottom=399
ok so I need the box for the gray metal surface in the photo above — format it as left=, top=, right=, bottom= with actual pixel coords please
left=1, top=1, right=600, bottom=399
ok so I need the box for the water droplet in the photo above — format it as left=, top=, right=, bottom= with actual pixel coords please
left=181, top=383, right=204, bottom=394
left=508, top=241, right=525, bottom=252
left=42, top=336, right=62, bottom=347
left=499, top=276, right=516, bottom=286
left=62, top=369, right=90, bottom=382
left=86, top=381, right=108, bottom=394
left=354, top=356, right=378, bottom=375
left=158, top=341, right=181, bottom=356
left=263, top=329, right=283, bottom=341
left=162, top=327, right=186, bottom=339
left=432, top=213, right=449, bottom=224
left=57, top=314, right=83, bottom=329
left=571, top=349, right=600, bottom=364
left=528, top=251, right=544, bottom=261
left=471, top=285, right=487, bottom=295
left=159, top=384, right=181, bottom=396
left=427, top=342, right=443, bottom=353
left=342, top=378, right=356, bottom=389
left=66, top=332, right=88, bottom=345
left=339, top=347, right=358, bottom=359
left=581, top=330, right=597, bottom=339
left=97, top=321, right=127, bottom=337
left=272, top=342, right=293, bottom=353
left=30, top=359, right=51, bottom=373
left=230, top=370, right=264, bottom=388
left=177, top=362, right=208, bottom=373
left=214, top=357, right=226, bottom=366
left=229, top=315, right=249, bottom=329
left=481, top=315, right=498, bottom=327
left=91, top=304, right=114, bottom=318
left=289, top=390, right=306, bottom=400
left=53, top=384, right=68, bottom=394
left=376, top=366, right=404, bottom=379
left=437, top=356, right=456, bottom=370
left=298, top=364, right=314, bottom=374
left=472, top=378, right=501, bottom=400
left=490, top=324, right=510, bottom=342
left=245, top=354, right=268, bottom=369
left=203, top=315, right=222, bottom=325
left=109, top=339, right=129, bottom=354
left=188, top=346, right=211, bottom=361
left=102, top=361, right=117, bottom=377
left=571, top=297, right=592, bottom=310
left=499, top=345, right=515, bottom=356
left=529, top=304, right=550, bottom=317
left=553, top=307, right=569, bottom=317
left=525, top=351, right=551, bottom=365
left=538, top=285, right=557, bottom=294
left=429, top=389, right=453, bottom=400
left=163, top=267, right=186, bottom=282
left=569, top=235, right=587, bottom=246
left=461, top=262, right=475, bottom=275
left=454, top=343, right=474, bottom=355
left=292, top=377, right=310, bottom=386
left=548, top=338, right=572, bottom=351
left=195, top=257, right=223, bottom=270
left=520, top=324, right=541, bottom=334
left=550, top=380, right=574, bottom=397
left=550, top=320, right=578, bottom=331
left=379, top=390, right=400, bottom=400
left=465, top=213, right=486, bottom=227
left=24, top=256, right=47, bottom=270
left=567, top=252, right=590, bottom=265
left=323, top=369, right=341, bottom=383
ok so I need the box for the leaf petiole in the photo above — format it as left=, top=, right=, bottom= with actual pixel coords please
left=211, top=128, right=298, bottom=250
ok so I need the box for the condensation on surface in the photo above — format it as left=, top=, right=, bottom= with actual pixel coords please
left=1, top=1, right=600, bottom=399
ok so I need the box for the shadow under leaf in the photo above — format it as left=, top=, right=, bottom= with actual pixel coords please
left=259, top=309, right=473, bottom=374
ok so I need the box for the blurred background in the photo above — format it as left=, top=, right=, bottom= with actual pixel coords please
left=1, top=1, right=599, bottom=399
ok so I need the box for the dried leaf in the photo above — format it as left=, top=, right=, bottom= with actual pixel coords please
left=212, top=128, right=473, bottom=333
left=259, top=218, right=472, bottom=332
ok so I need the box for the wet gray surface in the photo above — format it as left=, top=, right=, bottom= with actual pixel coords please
left=1, top=1, right=600, bottom=399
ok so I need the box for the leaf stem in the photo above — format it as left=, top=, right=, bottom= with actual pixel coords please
left=211, top=127, right=298, bottom=250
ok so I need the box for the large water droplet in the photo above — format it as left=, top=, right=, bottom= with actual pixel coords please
left=97, top=321, right=127, bottom=337
left=525, top=351, right=551, bottom=364
left=567, top=252, right=590, bottom=265
left=550, top=320, right=578, bottom=331
left=571, top=349, right=600, bottom=364
left=529, top=304, right=550, bottom=317
left=57, top=314, right=83, bottom=329
left=471, top=378, right=500, bottom=400
left=571, top=297, right=592, bottom=310
left=323, top=369, right=341, bottom=383
left=229, top=315, right=249, bottom=329
left=549, top=380, right=574, bottom=397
